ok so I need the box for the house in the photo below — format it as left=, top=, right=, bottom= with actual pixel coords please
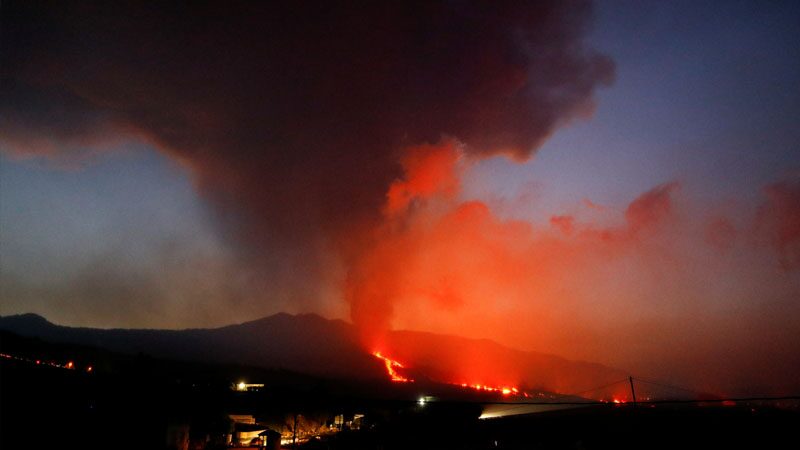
left=234, top=422, right=268, bottom=447
left=258, top=429, right=282, bottom=450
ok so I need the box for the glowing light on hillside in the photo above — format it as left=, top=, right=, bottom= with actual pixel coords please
left=372, top=352, right=413, bottom=382
left=454, top=382, right=525, bottom=397
left=233, top=381, right=264, bottom=392
left=371, top=352, right=526, bottom=397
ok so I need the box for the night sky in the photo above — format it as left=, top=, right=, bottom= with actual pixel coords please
left=1, top=1, right=799, bottom=394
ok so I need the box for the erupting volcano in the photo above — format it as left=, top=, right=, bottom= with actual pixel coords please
left=1, top=0, right=799, bottom=424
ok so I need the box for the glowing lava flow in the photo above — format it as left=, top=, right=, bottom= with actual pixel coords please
left=456, top=383, right=527, bottom=397
left=372, top=351, right=413, bottom=382
left=371, top=352, right=530, bottom=397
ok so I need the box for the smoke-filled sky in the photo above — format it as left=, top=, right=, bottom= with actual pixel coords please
left=1, top=0, right=799, bottom=394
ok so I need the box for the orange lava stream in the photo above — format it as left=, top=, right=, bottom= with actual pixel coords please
left=372, top=352, right=531, bottom=397
left=453, top=382, right=527, bottom=397
left=372, top=351, right=413, bottom=382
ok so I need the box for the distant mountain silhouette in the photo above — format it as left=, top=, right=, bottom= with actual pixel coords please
left=384, top=330, right=629, bottom=396
left=0, top=313, right=627, bottom=396
left=0, top=312, right=378, bottom=379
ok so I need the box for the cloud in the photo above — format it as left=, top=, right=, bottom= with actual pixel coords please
left=624, top=181, right=680, bottom=233
left=346, top=142, right=800, bottom=395
left=1, top=0, right=613, bottom=315
left=704, top=216, right=737, bottom=253
left=550, top=215, right=575, bottom=235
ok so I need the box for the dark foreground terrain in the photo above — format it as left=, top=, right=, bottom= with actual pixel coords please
left=1, top=330, right=797, bottom=449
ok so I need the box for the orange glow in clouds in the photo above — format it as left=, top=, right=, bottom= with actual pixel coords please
left=348, top=139, right=800, bottom=398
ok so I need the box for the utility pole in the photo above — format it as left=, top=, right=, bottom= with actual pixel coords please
left=629, top=376, right=637, bottom=408
left=292, top=413, right=298, bottom=448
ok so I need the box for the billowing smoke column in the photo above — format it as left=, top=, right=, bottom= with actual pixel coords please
left=347, top=140, right=467, bottom=344
left=347, top=137, right=686, bottom=346
left=2, top=0, right=612, bottom=301
left=1, top=0, right=612, bottom=330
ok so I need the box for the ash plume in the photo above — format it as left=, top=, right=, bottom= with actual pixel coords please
left=1, top=0, right=612, bottom=318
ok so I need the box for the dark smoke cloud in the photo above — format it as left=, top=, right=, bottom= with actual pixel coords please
left=1, top=0, right=613, bottom=296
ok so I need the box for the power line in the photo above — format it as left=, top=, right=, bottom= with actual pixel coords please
left=563, top=378, right=631, bottom=397
left=633, top=376, right=704, bottom=396
left=619, top=395, right=800, bottom=406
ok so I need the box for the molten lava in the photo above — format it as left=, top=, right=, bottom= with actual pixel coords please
left=457, top=383, right=526, bottom=397
left=372, top=351, right=531, bottom=397
left=373, top=351, right=413, bottom=382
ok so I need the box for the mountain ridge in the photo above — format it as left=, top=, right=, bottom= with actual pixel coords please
left=0, top=312, right=628, bottom=396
